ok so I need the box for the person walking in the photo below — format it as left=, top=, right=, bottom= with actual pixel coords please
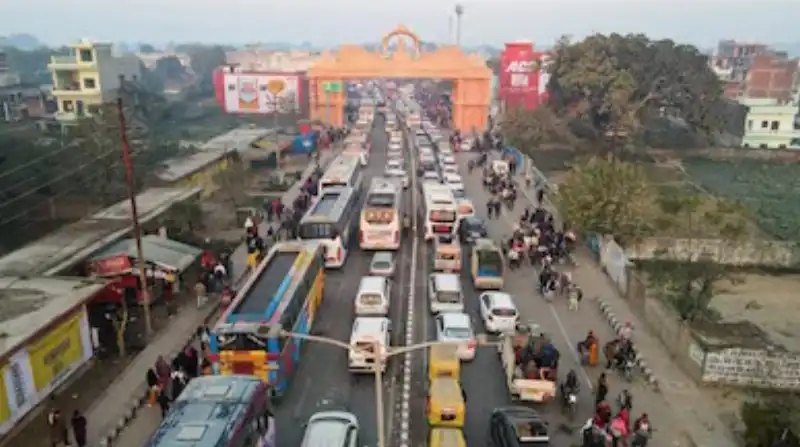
left=70, top=410, right=87, bottom=447
left=595, top=372, right=609, bottom=406
left=47, top=404, right=69, bottom=447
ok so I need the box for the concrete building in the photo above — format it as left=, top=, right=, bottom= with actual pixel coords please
left=0, top=49, right=53, bottom=122
left=48, top=39, right=141, bottom=123
left=740, top=97, right=800, bottom=149
left=712, top=40, right=798, bottom=101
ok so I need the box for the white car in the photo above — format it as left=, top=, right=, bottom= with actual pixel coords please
left=478, top=291, right=519, bottom=334
left=440, top=154, right=456, bottom=165
left=443, top=173, right=464, bottom=191
left=389, top=142, right=403, bottom=151
left=387, top=158, right=404, bottom=170
left=388, top=148, right=403, bottom=160
left=422, top=170, right=441, bottom=183
left=438, top=147, right=453, bottom=156
left=419, top=147, right=433, bottom=157
left=435, top=312, right=476, bottom=361
left=385, top=168, right=410, bottom=188
left=441, top=164, right=458, bottom=175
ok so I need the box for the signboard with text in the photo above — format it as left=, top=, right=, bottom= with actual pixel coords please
left=221, top=73, right=301, bottom=114
left=499, top=41, right=549, bottom=111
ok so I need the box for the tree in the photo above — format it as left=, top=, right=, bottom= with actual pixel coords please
left=742, top=395, right=800, bottom=447
left=138, top=43, right=156, bottom=53
left=501, top=106, right=575, bottom=152
left=546, top=33, right=725, bottom=147
left=645, top=195, right=750, bottom=321
left=185, top=45, right=227, bottom=96
left=556, top=155, right=659, bottom=245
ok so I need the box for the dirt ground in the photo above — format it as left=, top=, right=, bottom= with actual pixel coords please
left=712, top=273, right=800, bottom=351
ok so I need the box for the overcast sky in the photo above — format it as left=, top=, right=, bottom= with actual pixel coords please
left=2, top=0, right=797, bottom=48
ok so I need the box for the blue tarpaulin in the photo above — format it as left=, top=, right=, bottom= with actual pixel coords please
left=291, top=134, right=316, bottom=154
left=502, top=146, right=523, bottom=168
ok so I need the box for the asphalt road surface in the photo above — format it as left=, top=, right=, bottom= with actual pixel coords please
left=449, top=152, right=691, bottom=446
left=114, top=115, right=412, bottom=446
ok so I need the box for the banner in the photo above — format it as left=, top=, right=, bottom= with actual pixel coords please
left=28, top=312, right=87, bottom=392
left=499, top=42, right=547, bottom=111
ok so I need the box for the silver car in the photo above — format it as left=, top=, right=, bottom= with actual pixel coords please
left=369, top=251, right=396, bottom=277
left=301, top=411, right=360, bottom=447
left=435, top=312, right=476, bottom=361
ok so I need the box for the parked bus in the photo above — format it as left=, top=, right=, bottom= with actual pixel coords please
left=299, top=186, right=360, bottom=268
left=146, top=375, right=275, bottom=447
left=421, top=182, right=458, bottom=241
left=319, top=154, right=364, bottom=195
left=360, top=178, right=403, bottom=250
left=209, top=241, right=325, bottom=396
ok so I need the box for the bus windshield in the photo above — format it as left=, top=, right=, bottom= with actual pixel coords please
left=430, top=210, right=456, bottom=223
left=366, top=193, right=395, bottom=208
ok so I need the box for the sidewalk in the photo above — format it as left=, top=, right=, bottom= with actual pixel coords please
left=81, top=150, right=336, bottom=446
left=513, top=157, right=737, bottom=446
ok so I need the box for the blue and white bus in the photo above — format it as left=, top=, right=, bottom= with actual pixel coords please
left=318, top=154, right=364, bottom=196
left=298, top=186, right=361, bottom=268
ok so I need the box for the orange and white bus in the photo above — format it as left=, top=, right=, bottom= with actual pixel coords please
left=359, top=178, right=403, bottom=250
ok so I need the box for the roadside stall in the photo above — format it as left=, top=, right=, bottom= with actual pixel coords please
left=85, top=235, right=202, bottom=352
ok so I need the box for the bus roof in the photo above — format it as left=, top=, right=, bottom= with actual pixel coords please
left=301, top=187, right=357, bottom=224
left=218, top=241, right=322, bottom=326
left=367, top=178, right=400, bottom=195
left=146, top=376, right=265, bottom=447
left=321, top=155, right=360, bottom=183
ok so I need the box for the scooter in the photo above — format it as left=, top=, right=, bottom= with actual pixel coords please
left=630, top=425, right=652, bottom=446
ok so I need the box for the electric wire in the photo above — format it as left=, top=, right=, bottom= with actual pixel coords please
left=0, top=148, right=120, bottom=211
left=0, top=158, right=126, bottom=228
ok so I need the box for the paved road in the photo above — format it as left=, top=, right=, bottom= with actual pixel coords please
left=107, top=152, right=341, bottom=447
left=113, top=117, right=412, bottom=446
left=446, top=153, right=694, bottom=446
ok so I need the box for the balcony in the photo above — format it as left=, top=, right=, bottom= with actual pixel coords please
left=48, top=54, right=96, bottom=70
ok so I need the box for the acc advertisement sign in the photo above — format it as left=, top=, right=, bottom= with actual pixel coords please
left=499, top=42, right=549, bottom=110
left=0, top=309, right=93, bottom=436
left=223, top=73, right=301, bottom=114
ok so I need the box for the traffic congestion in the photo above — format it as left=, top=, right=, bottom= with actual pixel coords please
left=134, top=84, right=682, bottom=447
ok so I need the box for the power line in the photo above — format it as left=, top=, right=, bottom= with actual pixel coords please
left=0, top=148, right=119, bottom=212
left=0, top=158, right=125, bottom=228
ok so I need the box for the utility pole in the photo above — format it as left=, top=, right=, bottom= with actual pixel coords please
left=454, top=4, right=464, bottom=46
left=117, top=97, right=152, bottom=337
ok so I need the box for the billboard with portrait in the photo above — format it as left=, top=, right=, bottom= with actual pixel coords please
left=217, top=72, right=302, bottom=114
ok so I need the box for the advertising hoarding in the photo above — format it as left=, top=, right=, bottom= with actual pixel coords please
left=221, top=73, right=301, bottom=114
left=0, top=309, right=93, bottom=436
left=499, top=42, right=549, bottom=111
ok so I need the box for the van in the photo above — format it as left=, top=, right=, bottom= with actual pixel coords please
left=426, top=377, right=466, bottom=428
left=428, top=273, right=464, bottom=314
left=354, top=276, right=391, bottom=316
left=348, top=317, right=391, bottom=373
left=428, top=344, right=460, bottom=382
left=428, top=428, right=467, bottom=447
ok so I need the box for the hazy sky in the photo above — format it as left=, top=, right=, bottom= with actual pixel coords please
left=2, top=0, right=798, bottom=48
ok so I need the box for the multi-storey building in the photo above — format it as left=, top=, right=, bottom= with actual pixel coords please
left=48, top=39, right=141, bottom=123
left=713, top=40, right=798, bottom=101
left=740, top=97, right=800, bottom=149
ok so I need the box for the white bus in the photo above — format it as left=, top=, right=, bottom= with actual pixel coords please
left=421, top=182, right=458, bottom=241
left=319, top=154, right=364, bottom=196
left=360, top=178, right=403, bottom=250
left=298, top=186, right=360, bottom=268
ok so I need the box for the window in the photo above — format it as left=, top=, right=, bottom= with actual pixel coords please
left=227, top=84, right=235, bottom=91
left=761, top=120, right=769, bottom=128
left=747, top=120, right=753, bottom=130
left=87, top=105, right=102, bottom=114
left=62, top=100, right=74, bottom=112
left=83, top=78, right=96, bottom=89
left=771, top=120, right=780, bottom=131
left=79, top=49, right=93, bottom=62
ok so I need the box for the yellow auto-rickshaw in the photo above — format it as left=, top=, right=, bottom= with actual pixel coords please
left=428, top=344, right=460, bottom=382
left=426, top=377, right=466, bottom=428
left=429, top=427, right=467, bottom=447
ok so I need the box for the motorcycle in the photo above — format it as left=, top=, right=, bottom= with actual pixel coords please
left=621, top=358, right=635, bottom=382
left=561, top=388, right=578, bottom=420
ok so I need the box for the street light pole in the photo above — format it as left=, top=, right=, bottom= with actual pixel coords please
left=373, top=340, right=386, bottom=447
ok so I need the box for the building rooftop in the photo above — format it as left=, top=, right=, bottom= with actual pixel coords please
left=0, top=186, right=202, bottom=277
left=0, top=276, right=106, bottom=361
left=154, top=127, right=277, bottom=182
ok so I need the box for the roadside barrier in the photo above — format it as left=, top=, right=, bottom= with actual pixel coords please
left=597, top=300, right=661, bottom=392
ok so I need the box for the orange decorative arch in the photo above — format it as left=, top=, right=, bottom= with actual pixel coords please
left=306, top=25, right=492, bottom=132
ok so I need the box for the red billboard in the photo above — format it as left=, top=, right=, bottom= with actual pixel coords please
left=499, top=41, right=549, bottom=110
